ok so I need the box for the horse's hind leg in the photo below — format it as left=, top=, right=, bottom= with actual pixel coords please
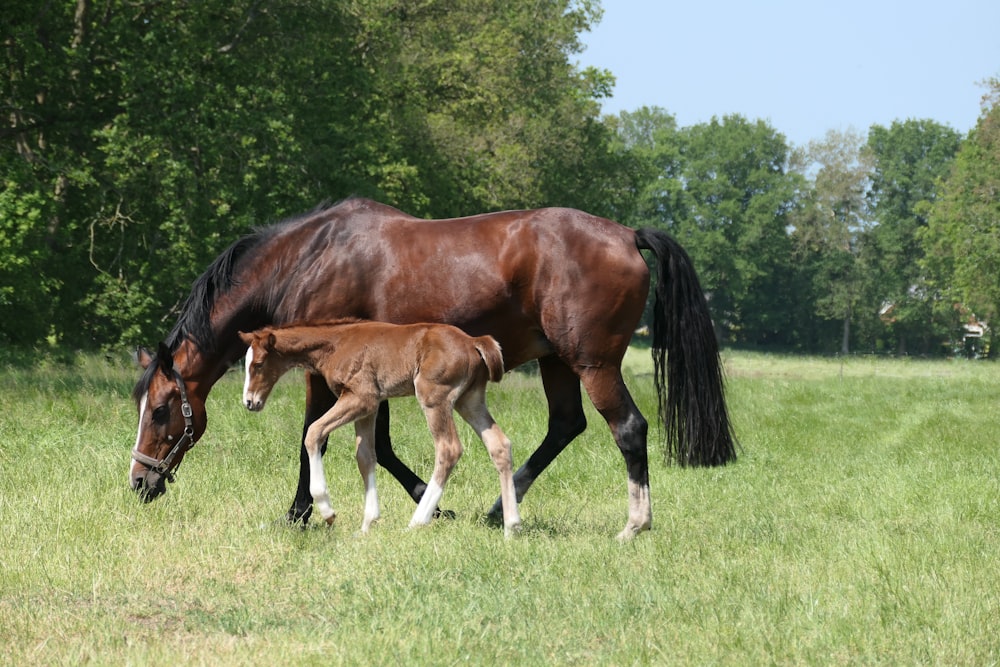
left=488, top=356, right=586, bottom=518
left=354, top=414, right=381, bottom=533
left=410, top=396, right=464, bottom=528
left=456, top=383, right=521, bottom=537
left=579, top=367, right=651, bottom=540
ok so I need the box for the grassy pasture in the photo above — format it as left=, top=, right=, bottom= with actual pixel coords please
left=1, top=350, right=998, bottom=665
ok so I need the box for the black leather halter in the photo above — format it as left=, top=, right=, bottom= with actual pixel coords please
left=131, top=368, right=196, bottom=485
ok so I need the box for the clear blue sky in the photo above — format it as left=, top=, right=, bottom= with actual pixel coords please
left=576, top=1, right=1000, bottom=147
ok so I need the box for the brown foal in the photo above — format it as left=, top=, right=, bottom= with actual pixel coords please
left=238, top=319, right=521, bottom=536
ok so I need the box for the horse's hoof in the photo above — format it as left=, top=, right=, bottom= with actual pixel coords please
left=433, top=508, right=456, bottom=521
left=284, top=504, right=313, bottom=527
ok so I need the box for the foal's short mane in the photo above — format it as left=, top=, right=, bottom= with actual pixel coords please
left=264, top=317, right=366, bottom=332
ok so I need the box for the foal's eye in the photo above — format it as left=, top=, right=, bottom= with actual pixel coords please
left=151, top=405, right=170, bottom=425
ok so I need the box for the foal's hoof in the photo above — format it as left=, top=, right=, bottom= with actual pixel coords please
left=615, top=520, right=651, bottom=541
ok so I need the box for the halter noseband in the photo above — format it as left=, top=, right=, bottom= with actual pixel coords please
left=132, top=368, right=196, bottom=485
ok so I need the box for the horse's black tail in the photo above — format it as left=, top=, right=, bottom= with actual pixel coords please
left=635, top=228, right=737, bottom=467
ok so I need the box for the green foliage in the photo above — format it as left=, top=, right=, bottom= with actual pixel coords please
left=613, top=110, right=805, bottom=346
left=788, top=129, right=874, bottom=353
left=863, top=119, right=962, bottom=354
left=923, top=79, right=1000, bottom=328
left=0, top=170, right=58, bottom=345
left=1, top=0, right=615, bottom=350
left=2, top=1, right=985, bottom=358
left=678, top=116, right=802, bottom=345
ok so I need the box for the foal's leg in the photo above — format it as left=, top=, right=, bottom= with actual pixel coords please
left=304, top=391, right=379, bottom=526
left=578, top=367, right=651, bottom=541
left=488, top=356, right=587, bottom=518
left=410, top=388, right=464, bottom=528
left=456, top=383, right=521, bottom=537
left=354, top=414, right=381, bottom=533
left=288, top=372, right=336, bottom=524
left=290, top=391, right=431, bottom=525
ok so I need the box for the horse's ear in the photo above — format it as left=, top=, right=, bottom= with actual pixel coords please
left=266, top=332, right=277, bottom=350
left=237, top=331, right=254, bottom=346
left=135, top=346, right=154, bottom=369
left=156, top=342, right=173, bottom=375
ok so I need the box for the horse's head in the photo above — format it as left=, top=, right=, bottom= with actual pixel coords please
left=130, top=342, right=207, bottom=501
left=238, top=330, right=282, bottom=412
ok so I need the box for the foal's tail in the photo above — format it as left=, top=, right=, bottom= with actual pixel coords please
left=635, top=228, right=737, bottom=467
left=473, top=336, right=505, bottom=383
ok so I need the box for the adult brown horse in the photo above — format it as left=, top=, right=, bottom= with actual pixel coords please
left=130, top=197, right=735, bottom=539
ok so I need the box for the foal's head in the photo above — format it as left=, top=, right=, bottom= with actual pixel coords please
left=238, top=330, right=288, bottom=411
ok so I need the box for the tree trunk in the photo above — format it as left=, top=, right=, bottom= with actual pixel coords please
left=841, top=308, right=851, bottom=355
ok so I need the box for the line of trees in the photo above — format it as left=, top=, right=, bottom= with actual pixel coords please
left=3, top=2, right=999, bottom=357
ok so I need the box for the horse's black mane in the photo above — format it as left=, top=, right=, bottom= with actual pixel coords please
left=132, top=201, right=341, bottom=402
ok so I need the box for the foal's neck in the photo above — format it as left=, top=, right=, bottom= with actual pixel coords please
left=271, top=327, right=344, bottom=372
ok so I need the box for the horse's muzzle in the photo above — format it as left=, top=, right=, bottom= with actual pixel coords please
left=131, top=474, right=167, bottom=502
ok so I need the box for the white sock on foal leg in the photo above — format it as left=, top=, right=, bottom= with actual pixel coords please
left=409, top=479, right=444, bottom=528
left=360, top=469, right=380, bottom=533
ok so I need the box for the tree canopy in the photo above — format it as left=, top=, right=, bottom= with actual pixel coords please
left=923, top=79, right=1000, bottom=326
left=2, top=0, right=618, bottom=348
left=2, top=2, right=996, bottom=357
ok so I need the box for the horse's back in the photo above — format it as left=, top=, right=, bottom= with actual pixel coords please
left=288, top=200, right=650, bottom=370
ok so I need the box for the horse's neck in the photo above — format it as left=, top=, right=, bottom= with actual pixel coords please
left=173, top=339, right=230, bottom=400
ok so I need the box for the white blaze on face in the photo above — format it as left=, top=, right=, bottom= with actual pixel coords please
left=243, top=346, right=255, bottom=407
left=129, top=390, right=149, bottom=483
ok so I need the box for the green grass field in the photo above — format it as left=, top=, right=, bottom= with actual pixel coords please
left=1, top=350, right=998, bottom=665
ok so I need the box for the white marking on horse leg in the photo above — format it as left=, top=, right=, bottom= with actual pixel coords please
left=129, top=391, right=149, bottom=484
left=409, top=479, right=444, bottom=528
left=360, top=468, right=379, bottom=533
left=616, top=478, right=652, bottom=541
left=487, top=464, right=533, bottom=518
left=308, top=448, right=336, bottom=525
left=355, top=424, right=380, bottom=533
left=490, top=432, right=522, bottom=538
left=474, top=418, right=521, bottom=538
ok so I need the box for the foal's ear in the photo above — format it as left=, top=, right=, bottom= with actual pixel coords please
left=135, top=346, right=154, bottom=369
left=266, top=332, right=277, bottom=350
left=237, top=331, right=254, bottom=346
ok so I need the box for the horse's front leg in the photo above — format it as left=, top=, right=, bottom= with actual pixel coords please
left=287, top=372, right=336, bottom=525
left=303, top=392, right=377, bottom=526
left=304, top=422, right=337, bottom=527
left=354, top=414, right=380, bottom=533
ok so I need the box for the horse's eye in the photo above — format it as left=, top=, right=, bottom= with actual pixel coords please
left=151, top=405, right=170, bottom=425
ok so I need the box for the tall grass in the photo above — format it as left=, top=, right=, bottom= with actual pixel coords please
left=1, top=350, right=998, bottom=665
